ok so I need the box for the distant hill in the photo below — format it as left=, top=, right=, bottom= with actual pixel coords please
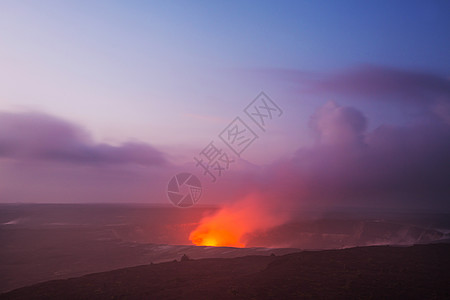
left=2, top=243, right=449, bottom=300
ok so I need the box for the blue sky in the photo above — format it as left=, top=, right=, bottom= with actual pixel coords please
left=1, top=1, right=448, bottom=149
left=0, top=1, right=449, bottom=206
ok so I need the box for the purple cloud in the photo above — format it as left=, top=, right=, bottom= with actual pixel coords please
left=273, top=65, right=450, bottom=105
left=0, top=111, right=168, bottom=166
left=263, top=101, right=450, bottom=210
left=312, top=65, right=449, bottom=100
left=309, top=101, right=367, bottom=146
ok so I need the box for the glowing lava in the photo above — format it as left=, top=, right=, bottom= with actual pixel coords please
left=189, top=194, right=286, bottom=248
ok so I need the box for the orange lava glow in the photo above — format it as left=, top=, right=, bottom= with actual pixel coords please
left=189, top=194, right=286, bottom=248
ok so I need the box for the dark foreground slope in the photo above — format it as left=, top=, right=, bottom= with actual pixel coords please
left=2, top=244, right=449, bottom=300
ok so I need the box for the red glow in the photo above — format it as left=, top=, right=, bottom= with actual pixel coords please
left=189, top=194, right=286, bottom=248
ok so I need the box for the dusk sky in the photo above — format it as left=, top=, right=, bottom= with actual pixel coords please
left=1, top=1, right=449, bottom=209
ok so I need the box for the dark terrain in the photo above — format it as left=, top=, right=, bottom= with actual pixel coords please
left=1, top=204, right=449, bottom=294
left=2, top=243, right=449, bottom=300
